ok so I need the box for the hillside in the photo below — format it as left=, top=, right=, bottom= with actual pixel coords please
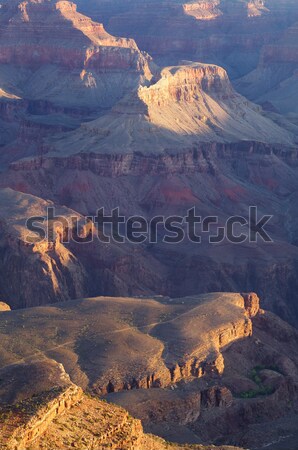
left=0, top=292, right=298, bottom=448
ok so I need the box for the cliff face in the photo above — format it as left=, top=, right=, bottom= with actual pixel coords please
left=236, top=17, right=298, bottom=114
left=0, top=292, right=297, bottom=449
left=0, top=0, right=149, bottom=69
left=0, top=188, right=88, bottom=308
left=0, top=293, right=259, bottom=395
left=139, top=64, right=233, bottom=105
left=0, top=0, right=154, bottom=160
left=183, top=1, right=223, bottom=20
left=76, top=0, right=298, bottom=78
left=0, top=0, right=153, bottom=124
left=2, top=138, right=298, bottom=325
left=0, top=364, right=244, bottom=450
left=0, top=300, right=253, bottom=450
left=0, top=302, right=11, bottom=312
left=0, top=384, right=83, bottom=450
left=25, top=61, right=292, bottom=159
left=0, top=1, right=297, bottom=327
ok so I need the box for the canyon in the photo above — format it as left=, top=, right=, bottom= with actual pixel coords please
left=0, top=1, right=298, bottom=448
left=0, top=292, right=297, bottom=449
left=75, top=0, right=298, bottom=78
left=0, top=1, right=298, bottom=323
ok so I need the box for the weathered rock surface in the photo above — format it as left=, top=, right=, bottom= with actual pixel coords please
left=0, top=292, right=260, bottom=393
left=103, top=298, right=298, bottom=449
left=0, top=0, right=153, bottom=158
left=76, top=0, right=298, bottom=78
left=0, top=0, right=152, bottom=106
left=0, top=188, right=88, bottom=308
left=0, top=361, right=244, bottom=450
left=0, top=292, right=297, bottom=449
left=0, top=302, right=11, bottom=312
left=236, top=19, right=298, bottom=116
left=3, top=141, right=298, bottom=325
left=23, top=61, right=293, bottom=164
left=2, top=291, right=297, bottom=449
left=0, top=2, right=298, bottom=328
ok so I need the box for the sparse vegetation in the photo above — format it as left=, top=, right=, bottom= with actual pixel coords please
left=238, top=365, right=280, bottom=399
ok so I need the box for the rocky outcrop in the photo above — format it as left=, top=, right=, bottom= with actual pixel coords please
left=0, top=188, right=88, bottom=308
left=2, top=138, right=298, bottom=324
left=183, top=1, right=223, bottom=20
left=0, top=0, right=153, bottom=121
left=103, top=297, right=298, bottom=449
left=242, top=292, right=260, bottom=318
left=0, top=293, right=297, bottom=449
left=0, top=0, right=155, bottom=160
left=0, top=0, right=150, bottom=71
left=38, top=61, right=294, bottom=156
left=0, top=387, right=244, bottom=450
left=0, top=2, right=297, bottom=330
left=77, top=0, right=298, bottom=79
left=138, top=63, right=233, bottom=105
left=0, top=302, right=11, bottom=312
left=0, top=384, right=83, bottom=450
left=201, top=386, right=233, bottom=409
left=0, top=292, right=260, bottom=395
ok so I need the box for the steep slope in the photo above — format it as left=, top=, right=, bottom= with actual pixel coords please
left=0, top=362, right=243, bottom=450
left=38, top=61, right=295, bottom=157
left=76, top=0, right=298, bottom=77
left=3, top=133, right=298, bottom=324
left=0, top=1, right=298, bottom=328
left=0, top=188, right=88, bottom=308
left=236, top=20, right=298, bottom=116
left=0, top=0, right=153, bottom=162
left=0, top=293, right=297, bottom=449
left=0, top=0, right=152, bottom=109
left=0, top=293, right=260, bottom=392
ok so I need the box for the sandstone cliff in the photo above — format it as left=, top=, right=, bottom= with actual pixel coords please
left=0, top=293, right=261, bottom=395
left=0, top=361, right=244, bottom=450
left=76, top=0, right=298, bottom=79
left=35, top=61, right=294, bottom=159
left=0, top=188, right=88, bottom=308
left=0, top=302, right=11, bottom=312
left=0, top=0, right=153, bottom=116
left=0, top=292, right=297, bottom=449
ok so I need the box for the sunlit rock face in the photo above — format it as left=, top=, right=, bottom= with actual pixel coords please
left=0, top=302, right=11, bottom=312
left=0, top=293, right=298, bottom=449
left=0, top=0, right=153, bottom=117
left=0, top=0, right=154, bottom=162
left=0, top=188, right=88, bottom=308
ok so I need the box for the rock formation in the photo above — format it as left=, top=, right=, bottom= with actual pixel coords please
left=0, top=188, right=88, bottom=308
left=0, top=361, right=244, bottom=450
left=0, top=292, right=297, bottom=449
left=76, top=0, right=298, bottom=77
left=0, top=302, right=11, bottom=312
left=31, top=61, right=293, bottom=159
left=0, top=1, right=298, bottom=327
left=0, top=292, right=260, bottom=393
left=236, top=19, right=298, bottom=116
left=1, top=1, right=298, bottom=449
left=2, top=136, right=298, bottom=326
left=0, top=0, right=153, bottom=160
